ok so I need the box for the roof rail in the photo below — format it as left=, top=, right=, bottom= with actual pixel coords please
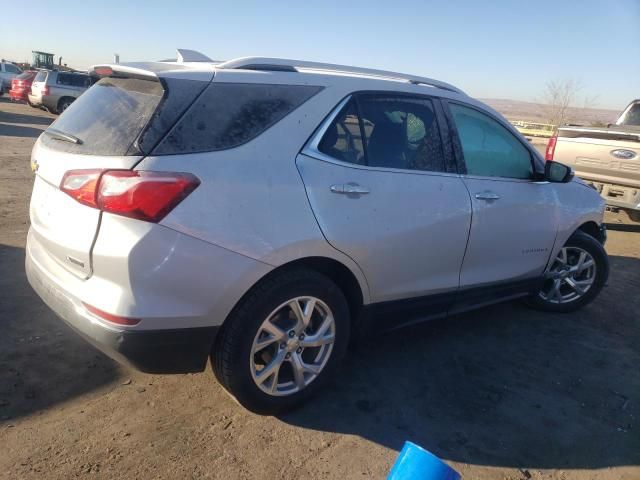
left=216, top=57, right=465, bottom=95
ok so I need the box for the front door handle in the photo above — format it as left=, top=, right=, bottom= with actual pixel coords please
left=475, top=191, right=500, bottom=201
left=330, top=183, right=371, bottom=195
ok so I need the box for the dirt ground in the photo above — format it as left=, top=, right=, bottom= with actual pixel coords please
left=0, top=97, right=638, bottom=480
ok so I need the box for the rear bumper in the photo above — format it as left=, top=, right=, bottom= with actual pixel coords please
left=27, top=93, right=42, bottom=106
left=9, top=90, right=28, bottom=101
left=26, top=241, right=217, bottom=374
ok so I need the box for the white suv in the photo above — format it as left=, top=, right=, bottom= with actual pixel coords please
left=26, top=50, right=609, bottom=413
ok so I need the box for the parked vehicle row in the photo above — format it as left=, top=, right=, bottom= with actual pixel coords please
left=26, top=50, right=609, bottom=414
left=2, top=59, right=92, bottom=114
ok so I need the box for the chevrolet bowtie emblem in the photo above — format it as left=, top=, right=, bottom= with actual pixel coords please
left=30, top=159, right=39, bottom=173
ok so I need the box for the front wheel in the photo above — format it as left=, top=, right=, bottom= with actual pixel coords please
left=526, top=230, right=609, bottom=313
left=212, top=269, right=350, bottom=414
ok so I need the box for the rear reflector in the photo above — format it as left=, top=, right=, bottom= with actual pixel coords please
left=545, top=135, right=557, bottom=161
left=60, top=169, right=200, bottom=222
left=83, top=303, right=141, bottom=326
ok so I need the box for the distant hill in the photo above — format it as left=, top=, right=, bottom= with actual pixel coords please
left=480, top=98, right=620, bottom=126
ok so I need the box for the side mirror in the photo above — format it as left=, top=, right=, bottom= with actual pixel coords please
left=545, top=161, right=574, bottom=183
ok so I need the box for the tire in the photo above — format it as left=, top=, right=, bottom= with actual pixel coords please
left=212, top=268, right=350, bottom=414
left=56, top=97, right=73, bottom=114
left=526, top=230, right=609, bottom=313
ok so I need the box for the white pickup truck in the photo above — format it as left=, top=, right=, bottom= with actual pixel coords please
left=547, top=99, right=640, bottom=222
left=0, top=61, right=22, bottom=94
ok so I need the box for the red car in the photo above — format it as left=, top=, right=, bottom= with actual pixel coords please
left=9, top=70, right=37, bottom=103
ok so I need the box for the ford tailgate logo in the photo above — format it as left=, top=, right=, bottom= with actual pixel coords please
left=611, top=149, right=637, bottom=160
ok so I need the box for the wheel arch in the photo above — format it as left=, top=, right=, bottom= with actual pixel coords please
left=576, top=221, right=605, bottom=243
left=221, top=255, right=367, bottom=336
left=56, top=96, right=75, bottom=112
left=261, top=256, right=364, bottom=321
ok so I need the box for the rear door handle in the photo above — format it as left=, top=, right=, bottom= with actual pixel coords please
left=330, top=183, right=371, bottom=195
left=474, top=191, right=500, bottom=200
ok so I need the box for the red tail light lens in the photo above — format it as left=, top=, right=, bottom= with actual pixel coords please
left=83, top=303, right=141, bottom=326
left=60, top=169, right=102, bottom=208
left=42, top=85, right=50, bottom=96
left=60, top=170, right=200, bottom=222
left=98, top=171, right=200, bottom=222
left=545, top=135, right=557, bottom=161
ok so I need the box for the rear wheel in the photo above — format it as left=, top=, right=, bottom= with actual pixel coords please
left=56, top=97, right=74, bottom=114
left=526, top=230, right=609, bottom=312
left=212, top=269, right=350, bottom=414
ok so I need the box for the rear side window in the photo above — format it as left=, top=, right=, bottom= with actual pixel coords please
left=34, top=71, right=47, bottom=82
left=449, top=103, right=533, bottom=179
left=57, top=73, right=89, bottom=88
left=318, top=95, right=447, bottom=173
left=4, top=64, right=20, bottom=74
left=154, top=83, right=322, bottom=154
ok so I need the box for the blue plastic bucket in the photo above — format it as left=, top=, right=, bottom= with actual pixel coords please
left=388, top=441, right=460, bottom=480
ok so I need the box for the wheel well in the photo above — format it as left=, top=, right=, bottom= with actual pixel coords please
left=263, top=257, right=364, bottom=320
left=57, top=96, right=74, bottom=108
left=577, top=221, right=601, bottom=240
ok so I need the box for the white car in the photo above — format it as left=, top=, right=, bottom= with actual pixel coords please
left=26, top=50, right=609, bottom=413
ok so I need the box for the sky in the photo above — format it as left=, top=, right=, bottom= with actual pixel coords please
left=3, top=0, right=639, bottom=110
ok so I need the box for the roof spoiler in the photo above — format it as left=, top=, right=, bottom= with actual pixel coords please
left=176, top=49, right=217, bottom=63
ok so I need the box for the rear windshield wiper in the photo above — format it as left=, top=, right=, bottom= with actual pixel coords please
left=44, top=128, right=83, bottom=145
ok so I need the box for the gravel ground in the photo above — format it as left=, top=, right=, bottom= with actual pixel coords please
left=0, top=97, right=638, bottom=479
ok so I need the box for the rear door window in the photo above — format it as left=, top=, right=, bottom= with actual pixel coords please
left=154, top=83, right=322, bottom=154
left=318, top=94, right=447, bottom=173
left=4, top=64, right=20, bottom=74
left=318, top=100, right=365, bottom=165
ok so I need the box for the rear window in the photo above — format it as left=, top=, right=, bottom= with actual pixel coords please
left=154, top=83, right=323, bottom=154
left=41, top=76, right=208, bottom=156
left=42, top=77, right=164, bottom=156
left=34, top=71, right=47, bottom=82
left=620, top=103, right=640, bottom=126
left=16, top=71, right=34, bottom=80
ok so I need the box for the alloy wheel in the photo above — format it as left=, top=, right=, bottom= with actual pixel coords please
left=539, top=246, right=597, bottom=304
left=250, top=296, right=335, bottom=396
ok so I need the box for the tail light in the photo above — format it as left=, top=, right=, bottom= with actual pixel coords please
left=545, top=135, right=557, bottom=161
left=60, top=170, right=200, bottom=222
left=41, top=85, right=50, bottom=96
